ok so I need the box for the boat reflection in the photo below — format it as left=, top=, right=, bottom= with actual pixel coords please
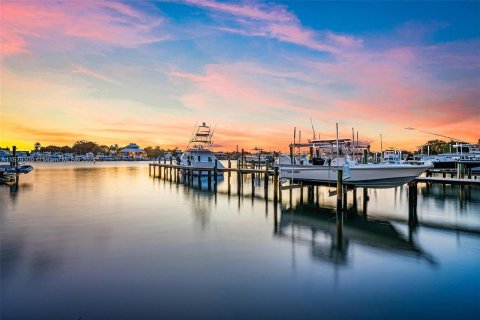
left=276, top=203, right=437, bottom=267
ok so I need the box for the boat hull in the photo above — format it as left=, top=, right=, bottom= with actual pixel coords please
left=279, top=164, right=431, bottom=188
left=183, top=169, right=224, bottom=177
left=180, top=161, right=225, bottom=176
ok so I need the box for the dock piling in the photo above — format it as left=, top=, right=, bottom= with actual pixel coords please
left=337, top=169, right=343, bottom=211
left=207, top=170, right=212, bottom=191
left=214, top=160, right=218, bottom=192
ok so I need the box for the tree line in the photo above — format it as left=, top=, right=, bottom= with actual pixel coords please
left=417, top=139, right=475, bottom=155
left=32, top=141, right=179, bottom=158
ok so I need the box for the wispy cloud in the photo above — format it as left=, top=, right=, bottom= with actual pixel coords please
left=181, top=0, right=352, bottom=53
left=183, top=0, right=295, bottom=22
left=73, top=65, right=121, bottom=85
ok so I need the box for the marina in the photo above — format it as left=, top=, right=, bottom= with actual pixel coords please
left=2, top=0, right=480, bottom=318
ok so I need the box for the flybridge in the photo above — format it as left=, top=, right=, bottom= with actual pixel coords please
left=188, top=122, right=214, bottom=147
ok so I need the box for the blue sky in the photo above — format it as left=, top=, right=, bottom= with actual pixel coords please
left=1, top=0, right=479, bottom=150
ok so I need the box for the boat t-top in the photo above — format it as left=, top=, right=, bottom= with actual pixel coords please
left=179, top=122, right=225, bottom=176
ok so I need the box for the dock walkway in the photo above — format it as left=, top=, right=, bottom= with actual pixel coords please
left=415, top=177, right=480, bottom=186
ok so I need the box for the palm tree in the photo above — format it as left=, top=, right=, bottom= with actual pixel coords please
left=34, top=142, right=41, bottom=152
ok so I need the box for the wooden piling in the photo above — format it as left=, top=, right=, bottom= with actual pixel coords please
left=273, top=166, right=279, bottom=202
left=207, top=170, right=212, bottom=191
left=458, top=163, right=465, bottom=179
left=300, top=183, right=304, bottom=204
left=337, top=169, right=343, bottom=211
left=408, top=182, right=418, bottom=227
left=237, top=168, right=241, bottom=195
left=241, top=149, right=245, bottom=168
left=264, top=161, right=269, bottom=189
left=214, top=160, right=218, bottom=192
left=251, top=172, right=255, bottom=196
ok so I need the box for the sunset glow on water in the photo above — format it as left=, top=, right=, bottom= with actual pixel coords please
left=1, top=163, right=480, bottom=319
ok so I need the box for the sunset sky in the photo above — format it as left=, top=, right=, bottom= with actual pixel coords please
left=1, top=0, right=479, bottom=152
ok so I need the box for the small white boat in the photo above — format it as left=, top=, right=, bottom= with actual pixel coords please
left=179, top=122, right=225, bottom=176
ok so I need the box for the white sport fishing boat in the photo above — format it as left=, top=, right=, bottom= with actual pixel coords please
left=179, top=122, right=225, bottom=176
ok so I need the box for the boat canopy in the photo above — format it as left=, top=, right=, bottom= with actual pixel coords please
left=290, top=138, right=370, bottom=149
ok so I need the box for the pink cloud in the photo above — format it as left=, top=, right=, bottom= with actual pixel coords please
left=0, top=33, right=27, bottom=56
left=183, top=0, right=344, bottom=53
left=266, top=23, right=337, bottom=53
left=169, top=64, right=292, bottom=112
left=325, top=31, right=363, bottom=48
left=0, top=0, right=165, bottom=57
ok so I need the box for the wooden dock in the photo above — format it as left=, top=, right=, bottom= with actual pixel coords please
left=415, top=176, right=480, bottom=186
left=149, top=160, right=480, bottom=219
left=149, top=159, right=281, bottom=200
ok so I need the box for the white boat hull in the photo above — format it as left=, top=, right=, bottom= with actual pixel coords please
left=180, top=161, right=225, bottom=176
left=279, top=164, right=431, bottom=188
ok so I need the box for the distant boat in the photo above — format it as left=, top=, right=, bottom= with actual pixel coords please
left=415, top=143, right=480, bottom=169
left=0, top=164, right=34, bottom=183
left=179, top=122, right=224, bottom=176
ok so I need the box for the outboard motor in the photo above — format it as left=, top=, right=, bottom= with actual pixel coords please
left=312, top=157, right=325, bottom=166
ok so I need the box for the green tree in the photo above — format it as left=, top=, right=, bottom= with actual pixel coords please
left=60, top=146, right=73, bottom=153
left=108, top=144, right=120, bottom=155
left=98, top=145, right=109, bottom=154
left=72, top=140, right=99, bottom=154
left=419, top=139, right=469, bottom=154
left=40, top=145, right=63, bottom=153
left=144, top=146, right=164, bottom=158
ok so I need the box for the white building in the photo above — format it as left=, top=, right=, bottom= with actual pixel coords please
left=120, top=143, right=145, bottom=159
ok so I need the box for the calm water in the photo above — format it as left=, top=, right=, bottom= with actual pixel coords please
left=1, top=162, right=480, bottom=319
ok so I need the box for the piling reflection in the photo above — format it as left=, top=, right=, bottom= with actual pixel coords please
left=276, top=203, right=437, bottom=267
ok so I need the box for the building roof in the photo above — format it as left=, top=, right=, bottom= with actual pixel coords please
left=120, top=143, right=144, bottom=153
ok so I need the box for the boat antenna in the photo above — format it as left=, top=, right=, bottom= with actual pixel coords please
left=356, top=130, right=359, bottom=162
left=405, top=127, right=463, bottom=142
left=336, top=123, right=339, bottom=158
left=310, top=117, right=317, bottom=140
left=292, top=127, right=296, bottom=165
left=352, top=127, right=355, bottom=158
left=380, top=134, right=383, bottom=163
left=299, top=130, right=302, bottom=155
left=209, top=123, right=217, bottom=148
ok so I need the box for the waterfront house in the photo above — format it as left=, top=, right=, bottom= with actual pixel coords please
left=120, top=143, right=146, bottom=159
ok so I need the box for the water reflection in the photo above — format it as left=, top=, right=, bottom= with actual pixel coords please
left=2, top=163, right=480, bottom=319
left=277, top=203, right=437, bottom=267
